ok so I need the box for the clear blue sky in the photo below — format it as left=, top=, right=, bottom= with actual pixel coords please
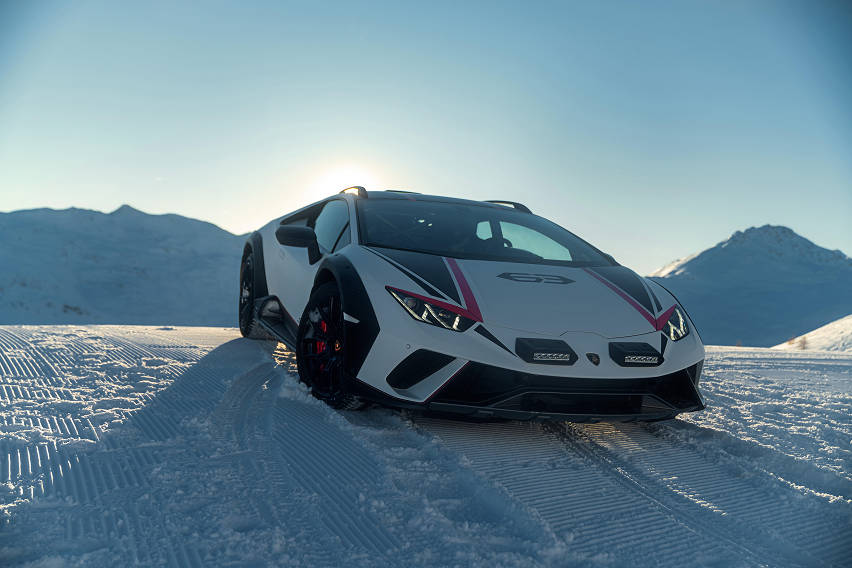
left=1, top=0, right=850, bottom=274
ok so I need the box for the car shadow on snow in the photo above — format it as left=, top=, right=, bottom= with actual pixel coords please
left=1, top=335, right=553, bottom=567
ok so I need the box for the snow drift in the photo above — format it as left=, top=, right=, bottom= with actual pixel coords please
left=772, top=314, right=852, bottom=352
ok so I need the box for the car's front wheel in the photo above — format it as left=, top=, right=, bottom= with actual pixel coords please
left=296, top=281, right=363, bottom=410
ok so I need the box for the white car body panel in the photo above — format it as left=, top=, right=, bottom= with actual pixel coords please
left=348, top=245, right=704, bottom=402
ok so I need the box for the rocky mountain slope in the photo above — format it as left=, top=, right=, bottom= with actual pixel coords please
left=650, top=225, right=851, bottom=347
left=0, top=205, right=245, bottom=326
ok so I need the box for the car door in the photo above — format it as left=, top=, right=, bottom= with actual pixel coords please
left=273, top=198, right=351, bottom=325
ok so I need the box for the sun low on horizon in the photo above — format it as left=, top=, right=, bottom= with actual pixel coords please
left=303, top=163, right=384, bottom=203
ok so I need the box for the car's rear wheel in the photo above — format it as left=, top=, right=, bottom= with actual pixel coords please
left=296, top=282, right=363, bottom=410
left=238, top=249, right=269, bottom=339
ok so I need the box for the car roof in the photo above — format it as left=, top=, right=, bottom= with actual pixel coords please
left=349, top=190, right=530, bottom=213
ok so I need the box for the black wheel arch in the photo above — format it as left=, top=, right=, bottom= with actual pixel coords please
left=313, top=255, right=380, bottom=377
left=244, top=231, right=269, bottom=298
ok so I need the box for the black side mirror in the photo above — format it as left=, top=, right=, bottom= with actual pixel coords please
left=276, top=225, right=321, bottom=264
left=276, top=225, right=315, bottom=247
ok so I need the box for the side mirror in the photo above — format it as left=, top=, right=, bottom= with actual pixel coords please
left=276, top=225, right=315, bottom=247
left=276, top=225, right=321, bottom=264
left=604, top=254, right=617, bottom=265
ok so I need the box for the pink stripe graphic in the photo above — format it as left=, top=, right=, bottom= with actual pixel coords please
left=655, top=305, right=677, bottom=331
left=583, top=268, right=675, bottom=331
left=445, top=257, right=483, bottom=322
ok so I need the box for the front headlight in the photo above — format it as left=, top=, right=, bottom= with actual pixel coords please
left=663, top=306, right=690, bottom=341
left=387, top=287, right=476, bottom=332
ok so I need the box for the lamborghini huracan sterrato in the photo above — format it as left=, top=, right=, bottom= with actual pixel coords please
left=239, top=187, right=705, bottom=420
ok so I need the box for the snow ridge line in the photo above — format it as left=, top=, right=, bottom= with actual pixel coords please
left=415, top=418, right=738, bottom=565
left=0, top=328, right=62, bottom=377
left=551, top=423, right=777, bottom=565
left=559, top=422, right=852, bottom=567
left=210, top=356, right=401, bottom=556
left=0, top=326, right=225, bottom=565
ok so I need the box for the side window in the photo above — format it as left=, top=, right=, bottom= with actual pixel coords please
left=499, top=221, right=573, bottom=261
left=313, top=200, right=350, bottom=253
left=475, top=221, right=492, bottom=239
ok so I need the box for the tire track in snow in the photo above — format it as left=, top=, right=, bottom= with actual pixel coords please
left=416, top=418, right=747, bottom=566
left=419, top=415, right=851, bottom=567
left=210, top=358, right=401, bottom=558
left=564, top=422, right=852, bottom=567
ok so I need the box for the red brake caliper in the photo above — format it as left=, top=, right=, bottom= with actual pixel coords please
left=316, top=319, right=328, bottom=371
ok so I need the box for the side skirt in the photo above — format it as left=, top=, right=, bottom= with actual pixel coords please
left=254, top=295, right=299, bottom=350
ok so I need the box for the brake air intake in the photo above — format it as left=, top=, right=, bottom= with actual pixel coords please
left=386, top=349, right=456, bottom=390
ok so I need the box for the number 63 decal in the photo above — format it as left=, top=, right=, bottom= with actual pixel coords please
left=497, top=273, right=575, bottom=284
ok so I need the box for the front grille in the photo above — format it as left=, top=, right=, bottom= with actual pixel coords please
left=429, top=361, right=704, bottom=414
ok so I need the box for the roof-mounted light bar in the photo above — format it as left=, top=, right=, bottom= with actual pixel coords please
left=340, top=186, right=368, bottom=198
left=484, top=200, right=532, bottom=213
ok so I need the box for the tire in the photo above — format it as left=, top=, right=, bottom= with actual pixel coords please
left=238, top=248, right=270, bottom=339
left=296, top=281, right=364, bottom=410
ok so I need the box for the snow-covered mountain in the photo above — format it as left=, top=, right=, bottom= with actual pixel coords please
left=0, top=205, right=245, bottom=326
left=3, top=208, right=849, bottom=345
left=772, top=314, right=852, bottom=352
left=650, top=225, right=852, bottom=347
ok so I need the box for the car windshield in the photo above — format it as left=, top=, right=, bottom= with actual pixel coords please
left=356, top=198, right=614, bottom=266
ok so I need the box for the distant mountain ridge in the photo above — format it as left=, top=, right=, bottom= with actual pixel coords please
left=3, top=208, right=850, bottom=345
left=0, top=205, right=245, bottom=326
left=650, top=225, right=852, bottom=347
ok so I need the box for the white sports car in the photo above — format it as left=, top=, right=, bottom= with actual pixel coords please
left=239, top=187, right=705, bottom=421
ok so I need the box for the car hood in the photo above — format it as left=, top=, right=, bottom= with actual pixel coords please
left=368, top=247, right=676, bottom=338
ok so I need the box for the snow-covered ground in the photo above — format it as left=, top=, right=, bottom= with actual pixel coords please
left=772, top=314, right=852, bottom=353
left=0, top=327, right=849, bottom=567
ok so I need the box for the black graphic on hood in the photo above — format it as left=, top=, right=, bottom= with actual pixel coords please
left=648, top=286, right=663, bottom=313
left=474, top=325, right=514, bottom=355
left=370, top=247, right=461, bottom=304
left=589, top=266, right=654, bottom=314
left=365, top=248, right=445, bottom=299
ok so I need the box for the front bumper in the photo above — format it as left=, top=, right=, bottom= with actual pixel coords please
left=353, top=359, right=705, bottom=422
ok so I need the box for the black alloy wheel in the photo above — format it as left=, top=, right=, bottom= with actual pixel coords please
left=296, top=282, right=362, bottom=409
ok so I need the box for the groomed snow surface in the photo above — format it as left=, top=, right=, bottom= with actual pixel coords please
left=0, top=327, right=849, bottom=567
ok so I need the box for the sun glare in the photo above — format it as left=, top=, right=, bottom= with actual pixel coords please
left=306, top=163, right=381, bottom=201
